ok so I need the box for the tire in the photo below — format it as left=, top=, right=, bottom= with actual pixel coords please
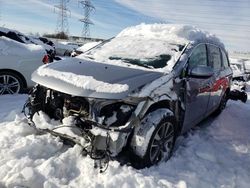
left=131, top=109, right=176, bottom=168
left=0, top=71, right=24, bottom=95
left=213, top=91, right=228, bottom=116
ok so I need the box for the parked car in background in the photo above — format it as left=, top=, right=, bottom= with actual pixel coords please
left=30, top=37, right=56, bottom=62
left=52, top=40, right=75, bottom=56
left=244, top=60, right=250, bottom=76
left=25, top=24, right=232, bottom=168
left=59, top=41, right=81, bottom=49
left=230, top=58, right=248, bottom=90
left=0, top=27, right=34, bottom=44
left=0, top=34, right=47, bottom=95
left=0, top=27, right=56, bottom=62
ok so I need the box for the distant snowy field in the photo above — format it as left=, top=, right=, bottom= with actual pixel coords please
left=0, top=88, right=250, bottom=188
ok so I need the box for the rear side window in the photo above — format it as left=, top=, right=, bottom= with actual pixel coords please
left=221, top=50, right=229, bottom=68
left=208, top=44, right=222, bottom=71
left=189, top=44, right=207, bottom=68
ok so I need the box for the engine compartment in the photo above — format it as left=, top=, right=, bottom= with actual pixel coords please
left=24, top=85, right=136, bottom=163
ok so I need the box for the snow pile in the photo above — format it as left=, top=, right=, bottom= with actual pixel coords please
left=0, top=36, right=45, bottom=56
left=0, top=81, right=250, bottom=187
left=117, top=23, right=219, bottom=43
left=37, top=65, right=129, bottom=93
left=77, top=41, right=101, bottom=52
left=0, top=95, right=27, bottom=122
left=78, top=23, right=223, bottom=72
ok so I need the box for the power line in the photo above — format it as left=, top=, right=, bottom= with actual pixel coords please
left=78, top=0, right=95, bottom=40
left=54, top=0, right=71, bottom=35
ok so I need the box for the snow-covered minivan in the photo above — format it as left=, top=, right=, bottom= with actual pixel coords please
left=24, top=24, right=232, bottom=168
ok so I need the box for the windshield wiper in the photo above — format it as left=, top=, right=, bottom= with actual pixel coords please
left=84, top=37, right=115, bottom=54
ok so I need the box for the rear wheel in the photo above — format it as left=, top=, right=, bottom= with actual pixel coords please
left=0, top=71, right=24, bottom=95
left=214, top=91, right=228, bottom=115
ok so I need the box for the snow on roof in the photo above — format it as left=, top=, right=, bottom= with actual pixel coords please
left=117, top=23, right=222, bottom=44
left=0, top=26, right=34, bottom=44
left=0, top=36, right=45, bottom=56
left=0, top=27, right=55, bottom=53
left=0, top=27, right=21, bottom=35
left=81, top=23, right=223, bottom=71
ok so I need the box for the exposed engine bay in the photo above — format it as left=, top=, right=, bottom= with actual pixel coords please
left=23, top=85, right=140, bottom=171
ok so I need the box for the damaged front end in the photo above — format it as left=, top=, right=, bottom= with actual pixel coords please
left=23, top=85, right=141, bottom=169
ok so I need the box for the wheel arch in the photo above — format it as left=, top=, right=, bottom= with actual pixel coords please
left=0, top=69, right=27, bottom=88
left=145, top=100, right=173, bottom=116
left=130, top=108, right=177, bottom=165
left=145, top=99, right=182, bottom=127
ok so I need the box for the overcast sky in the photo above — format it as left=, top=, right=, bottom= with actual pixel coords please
left=0, top=0, right=249, bottom=52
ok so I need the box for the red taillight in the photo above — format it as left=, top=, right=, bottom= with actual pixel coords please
left=42, top=55, right=49, bottom=64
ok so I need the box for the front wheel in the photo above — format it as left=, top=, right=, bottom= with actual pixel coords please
left=147, top=120, right=175, bottom=165
left=131, top=109, right=176, bottom=168
left=0, top=71, right=24, bottom=95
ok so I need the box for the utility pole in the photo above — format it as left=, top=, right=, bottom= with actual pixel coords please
left=79, top=0, right=95, bottom=41
left=54, top=0, right=71, bottom=38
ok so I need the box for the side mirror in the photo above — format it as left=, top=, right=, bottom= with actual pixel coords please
left=188, top=66, right=214, bottom=78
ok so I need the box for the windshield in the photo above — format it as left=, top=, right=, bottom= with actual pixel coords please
left=109, top=55, right=172, bottom=69
left=82, top=36, right=185, bottom=70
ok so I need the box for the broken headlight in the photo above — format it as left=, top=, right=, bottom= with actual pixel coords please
left=99, top=103, right=134, bottom=127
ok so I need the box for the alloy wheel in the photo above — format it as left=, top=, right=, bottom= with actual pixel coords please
left=149, top=122, right=174, bottom=164
left=0, top=74, right=21, bottom=95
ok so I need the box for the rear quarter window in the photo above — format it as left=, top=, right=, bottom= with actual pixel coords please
left=221, top=50, right=229, bottom=68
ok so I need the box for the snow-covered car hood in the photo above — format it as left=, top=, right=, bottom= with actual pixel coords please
left=32, top=58, right=164, bottom=99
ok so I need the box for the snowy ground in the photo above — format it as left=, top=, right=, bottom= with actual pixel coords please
left=0, top=85, right=249, bottom=188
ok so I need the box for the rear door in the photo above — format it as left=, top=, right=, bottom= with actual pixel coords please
left=182, top=44, right=212, bottom=133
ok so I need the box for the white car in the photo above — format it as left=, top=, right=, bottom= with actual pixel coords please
left=0, top=36, right=47, bottom=95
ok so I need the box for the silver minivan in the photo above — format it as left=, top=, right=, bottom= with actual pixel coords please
left=24, top=24, right=232, bottom=168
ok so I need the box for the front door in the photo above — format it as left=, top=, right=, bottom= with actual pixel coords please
left=182, top=44, right=212, bottom=133
left=206, top=44, right=224, bottom=112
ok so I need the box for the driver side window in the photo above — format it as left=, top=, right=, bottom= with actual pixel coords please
left=189, top=44, right=208, bottom=68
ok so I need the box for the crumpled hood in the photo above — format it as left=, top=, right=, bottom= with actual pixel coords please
left=32, top=57, right=164, bottom=99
